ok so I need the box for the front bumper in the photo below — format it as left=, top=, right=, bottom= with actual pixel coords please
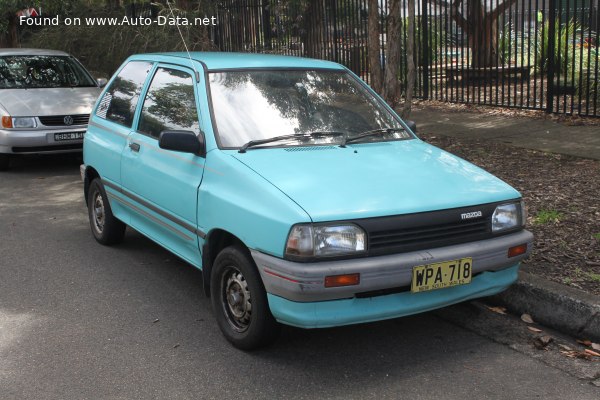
left=252, top=229, right=533, bottom=303
left=267, top=264, right=520, bottom=328
left=0, top=127, right=86, bottom=154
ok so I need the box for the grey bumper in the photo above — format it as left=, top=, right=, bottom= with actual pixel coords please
left=252, top=229, right=533, bottom=302
left=0, top=127, right=85, bottom=154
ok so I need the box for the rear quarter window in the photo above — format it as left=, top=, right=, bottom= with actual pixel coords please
left=96, top=61, right=152, bottom=127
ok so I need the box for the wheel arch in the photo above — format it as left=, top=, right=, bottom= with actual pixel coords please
left=202, top=229, right=249, bottom=297
left=83, top=166, right=101, bottom=205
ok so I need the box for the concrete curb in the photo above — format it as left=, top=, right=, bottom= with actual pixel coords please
left=489, top=271, right=600, bottom=342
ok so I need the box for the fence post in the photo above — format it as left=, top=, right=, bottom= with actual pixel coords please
left=421, top=0, right=429, bottom=100
left=262, top=0, right=272, bottom=50
left=546, top=0, right=556, bottom=113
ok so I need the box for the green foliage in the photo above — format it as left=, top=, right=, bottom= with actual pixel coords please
left=534, top=18, right=580, bottom=75
left=533, top=209, right=563, bottom=224
left=20, top=3, right=213, bottom=76
left=0, top=0, right=77, bottom=33
left=593, top=233, right=600, bottom=241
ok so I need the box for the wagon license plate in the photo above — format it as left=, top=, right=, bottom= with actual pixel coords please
left=411, top=257, right=472, bottom=293
left=54, top=132, right=84, bottom=141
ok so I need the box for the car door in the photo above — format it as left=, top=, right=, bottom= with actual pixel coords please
left=120, top=64, right=206, bottom=266
left=85, top=60, right=154, bottom=224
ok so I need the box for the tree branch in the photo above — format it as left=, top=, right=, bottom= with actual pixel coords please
left=490, top=0, right=519, bottom=20
left=450, top=0, right=468, bottom=32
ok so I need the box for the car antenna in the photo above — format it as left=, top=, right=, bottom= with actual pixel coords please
left=165, top=0, right=201, bottom=82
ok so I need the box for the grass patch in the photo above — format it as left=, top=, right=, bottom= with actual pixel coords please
left=593, top=233, right=600, bottom=241
left=533, top=209, right=563, bottom=224
left=588, top=273, right=600, bottom=283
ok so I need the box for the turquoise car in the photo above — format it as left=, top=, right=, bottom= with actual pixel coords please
left=82, top=52, right=533, bottom=349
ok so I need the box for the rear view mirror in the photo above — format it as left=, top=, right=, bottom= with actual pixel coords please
left=96, top=78, right=108, bottom=88
left=405, top=120, right=417, bottom=133
left=159, top=130, right=205, bottom=157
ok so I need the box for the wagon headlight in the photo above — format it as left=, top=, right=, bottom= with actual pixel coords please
left=492, top=202, right=525, bottom=232
left=285, top=224, right=366, bottom=259
left=11, top=117, right=37, bottom=128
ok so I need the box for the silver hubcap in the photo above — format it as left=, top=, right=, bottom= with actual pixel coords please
left=222, top=267, right=252, bottom=333
left=92, top=192, right=105, bottom=234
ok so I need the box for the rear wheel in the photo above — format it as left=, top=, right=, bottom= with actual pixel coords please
left=87, top=179, right=126, bottom=245
left=0, top=154, right=10, bottom=171
left=211, top=245, right=280, bottom=350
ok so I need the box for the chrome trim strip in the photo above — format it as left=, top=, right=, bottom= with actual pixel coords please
left=88, top=120, right=128, bottom=137
left=102, top=179, right=206, bottom=239
left=107, top=192, right=194, bottom=242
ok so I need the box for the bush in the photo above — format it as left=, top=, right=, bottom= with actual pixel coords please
left=20, top=4, right=214, bottom=77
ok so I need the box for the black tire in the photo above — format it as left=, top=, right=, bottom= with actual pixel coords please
left=0, top=154, right=9, bottom=171
left=211, top=245, right=281, bottom=350
left=87, top=178, right=126, bottom=245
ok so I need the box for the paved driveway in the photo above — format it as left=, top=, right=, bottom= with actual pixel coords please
left=1, top=155, right=598, bottom=399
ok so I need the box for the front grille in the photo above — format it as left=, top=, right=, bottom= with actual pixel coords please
left=39, top=114, right=90, bottom=126
left=352, top=201, right=519, bottom=257
left=370, top=219, right=489, bottom=250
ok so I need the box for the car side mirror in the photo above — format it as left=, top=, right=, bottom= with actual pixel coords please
left=159, top=130, right=206, bottom=157
left=405, top=120, right=417, bottom=133
left=97, top=78, right=108, bottom=88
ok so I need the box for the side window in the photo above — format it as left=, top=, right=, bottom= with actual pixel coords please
left=138, top=67, right=199, bottom=139
left=96, top=61, right=152, bottom=127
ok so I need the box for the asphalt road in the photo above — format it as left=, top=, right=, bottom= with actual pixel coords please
left=1, top=155, right=599, bottom=400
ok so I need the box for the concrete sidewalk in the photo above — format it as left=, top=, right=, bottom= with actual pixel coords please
left=410, top=105, right=600, bottom=342
left=411, top=106, right=600, bottom=160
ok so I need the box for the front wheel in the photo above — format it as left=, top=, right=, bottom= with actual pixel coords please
left=211, top=245, right=280, bottom=350
left=87, top=179, right=126, bottom=245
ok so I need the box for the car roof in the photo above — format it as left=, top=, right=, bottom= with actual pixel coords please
left=0, top=48, right=70, bottom=56
left=133, top=52, right=345, bottom=71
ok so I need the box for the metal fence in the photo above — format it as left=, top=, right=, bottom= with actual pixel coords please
left=211, top=0, right=600, bottom=117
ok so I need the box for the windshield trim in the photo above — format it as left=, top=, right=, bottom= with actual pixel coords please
left=206, top=68, right=416, bottom=151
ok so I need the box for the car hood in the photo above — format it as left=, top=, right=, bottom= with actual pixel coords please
left=0, top=87, right=101, bottom=117
left=231, top=140, right=521, bottom=221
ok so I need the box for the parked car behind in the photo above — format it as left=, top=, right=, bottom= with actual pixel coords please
left=82, top=52, right=533, bottom=350
left=0, top=48, right=104, bottom=170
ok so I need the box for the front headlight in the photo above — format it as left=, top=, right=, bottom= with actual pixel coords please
left=492, top=202, right=524, bottom=232
left=12, top=117, right=37, bottom=128
left=285, top=223, right=366, bottom=259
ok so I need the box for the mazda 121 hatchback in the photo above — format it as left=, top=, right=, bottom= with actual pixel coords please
left=81, top=52, right=533, bottom=349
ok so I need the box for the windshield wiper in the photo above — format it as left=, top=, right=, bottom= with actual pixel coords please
left=238, top=131, right=346, bottom=153
left=340, top=127, right=406, bottom=147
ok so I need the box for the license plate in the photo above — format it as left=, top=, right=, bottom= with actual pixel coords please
left=54, top=132, right=84, bottom=141
left=411, top=257, right=472, bottom=293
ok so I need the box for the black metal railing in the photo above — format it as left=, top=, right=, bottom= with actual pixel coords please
left=211, top=0, right=600, bottom=118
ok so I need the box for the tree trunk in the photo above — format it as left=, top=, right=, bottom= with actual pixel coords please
left=0, top=15, right=19, bottom=48
left=383, top=0, right=401, bottom=107
left=466, top=0, right=498, bottom=68
left=445, top=0, right=517, bottom=69
left=367, top=0, right=383, bottom=94
left=402, top=0, right=416, bottom=118
left=305, top=0, right=324, bottom=59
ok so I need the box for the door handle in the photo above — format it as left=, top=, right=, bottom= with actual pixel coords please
left=129, top=142, right=140, bottom=152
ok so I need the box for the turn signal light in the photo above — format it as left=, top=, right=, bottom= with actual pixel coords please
left=508, top=244, right=528, bottom=258
left=1, top=116, right=12, bottom=128
left=324, top=273, right=360, bottom=288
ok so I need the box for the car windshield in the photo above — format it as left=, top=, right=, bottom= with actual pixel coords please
left=0, top=55, right=96, bottom=89
left=209, top=69, right=411, bottom=148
